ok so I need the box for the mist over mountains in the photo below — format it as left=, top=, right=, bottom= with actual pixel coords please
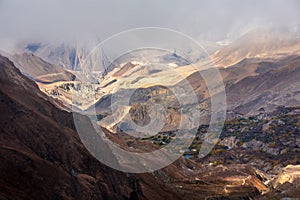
left=1, top=1, right=300, bottom=199
left=1, top=0, right=300, bottom=52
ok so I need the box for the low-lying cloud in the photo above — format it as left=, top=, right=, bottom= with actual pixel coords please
left=0, top=0, right=300, bottom=51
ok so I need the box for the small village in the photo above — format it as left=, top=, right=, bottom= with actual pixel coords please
left=142, top=106, right=300, bottom=173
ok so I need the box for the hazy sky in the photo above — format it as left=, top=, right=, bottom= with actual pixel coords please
left=1, top=0, right=300, bottom=50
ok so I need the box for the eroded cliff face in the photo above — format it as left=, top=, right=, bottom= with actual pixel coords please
left=274, top=165, right=300, bottom=187
left=259, top=165, right=300, bottom=199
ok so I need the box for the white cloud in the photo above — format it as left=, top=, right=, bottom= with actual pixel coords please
left=0, top=0, right=300, bottom=50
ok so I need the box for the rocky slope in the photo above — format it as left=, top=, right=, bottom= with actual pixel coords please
left=211, top=28, right=300, bottom=67
left=222, top=55, right=300, bottom=114
left=6, top=52, right=76, bottom=83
